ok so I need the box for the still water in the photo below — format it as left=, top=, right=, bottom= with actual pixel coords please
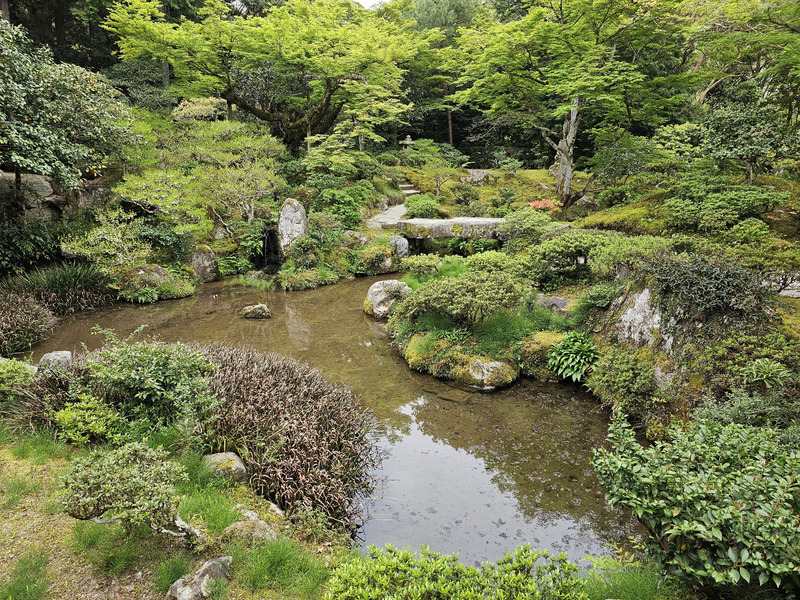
left=33, top=275, right=638, bottom=565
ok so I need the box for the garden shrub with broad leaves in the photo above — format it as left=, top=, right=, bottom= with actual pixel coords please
left=83, top=333, right=219, bottom=437
left=593, top=414, right=800, bottom=592
left=325, top=544, right=587, bottom=600
left=204, top=345, right=379, bottom=533
left=61, top=442, right=187, bottom=534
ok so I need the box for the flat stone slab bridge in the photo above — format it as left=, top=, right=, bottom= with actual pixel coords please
left=391, top=216, right=506, bottom=239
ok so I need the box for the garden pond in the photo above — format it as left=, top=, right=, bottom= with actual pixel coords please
left=33, top=275, right=639, bottom=566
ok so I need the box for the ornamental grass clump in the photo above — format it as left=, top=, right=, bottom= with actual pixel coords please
left=1, top=261, right=113, bottom=315
left=203, top=345, right=379, bottom=533
left=0, top=290, right=56, bottom=357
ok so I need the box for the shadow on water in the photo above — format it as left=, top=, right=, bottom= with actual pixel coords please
left=33, top=275, right=639, bottom=565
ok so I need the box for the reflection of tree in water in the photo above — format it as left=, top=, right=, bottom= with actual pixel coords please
left=410, top=381, right=636, bottom=535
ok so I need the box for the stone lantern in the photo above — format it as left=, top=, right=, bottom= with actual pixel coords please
left=399, top=135, right=415, bottom=151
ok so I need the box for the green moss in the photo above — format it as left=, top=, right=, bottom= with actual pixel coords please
left=363, top=297, right=374, bottom=315
left=574, top=201, right=666, bottom=235
left=518, top=331, right=565, bottom=379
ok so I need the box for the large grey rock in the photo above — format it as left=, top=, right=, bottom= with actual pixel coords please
left=240, top=303, right=271, bottom=319
left=38, top=351, right=72, bottom=370
left=190, top=246, right=219, bottom=282
left=166, top=556, right=231, bottom=600
left=389, top=235, right=409, bottom=259
left=278, top=198, right=308, bottom=258
left=220, top=519, right=277, bottom=546
left=468, top=358, right=517, bottom=391
left=364, top=280, right=412, bottom=319
left=0, top=173, right=54, bottom=205
left=617, top=288, right=661, bottom=346
left=202, top=452, right=247, bottom=483
left=536, top=296, right=571, bottom=314
left=460, top=169, right=489, bottom=186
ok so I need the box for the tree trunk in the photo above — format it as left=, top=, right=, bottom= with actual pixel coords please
left=0, top=0, right=9, bottom=22
left=162, top=61, right=170, bottom=88
left=226, top=100, right=233, bottom=121
left=746, top=162, right=755, bottom=184
left=443, top=83, right=454, bottom=146
left=555, top=99, right=581, bottom=207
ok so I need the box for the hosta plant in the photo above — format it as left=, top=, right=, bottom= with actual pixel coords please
left=548, top=331, right=599, bottom=382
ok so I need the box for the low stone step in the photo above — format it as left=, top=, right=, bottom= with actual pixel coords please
left=398, top=184, right=414, bottom=190
left=402, top=188, right=420, bottom=195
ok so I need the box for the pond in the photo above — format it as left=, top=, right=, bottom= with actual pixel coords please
left=33, top=275, right=638, bottom=566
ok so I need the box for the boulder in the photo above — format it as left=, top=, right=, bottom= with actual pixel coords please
left=0, top=173, right=54, bottom=205
left=617, top=288, right=662, bottom=347
left=363, top=280, right=411, bottom=319
left=38, top=351, right=72, bottom=370
left=536, top=296, right=571, bottom=314
left=460, top=169, right=490, bottom=186
left=166, top=556, right=232, bottom=600
left=240, top=304, right=271, bottom=319
left=468, top=358, right=517, bottom=391
left=190, top=246, right=219, bottom=282
left=220, top=519, right=277, bottom=546
left=278, top=198, right=308, bottom=258
left=389, top=235, right=409, bottom=259
left=202, top=452, right=247, bottom=483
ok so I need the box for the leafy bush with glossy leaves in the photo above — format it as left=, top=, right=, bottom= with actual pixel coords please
left=593, top=414, right=800, bottom=592
left=84, top=336, right=219, bottom=435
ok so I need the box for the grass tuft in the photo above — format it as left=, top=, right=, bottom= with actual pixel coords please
left=156, top=554, right=195, bottom=593
left=0, top=548, right=50, bottom=600
left=233, top=537, right=329, bottom=598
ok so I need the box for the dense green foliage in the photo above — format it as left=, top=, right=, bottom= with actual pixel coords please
left=594, top=415, right=800, bottom=592
left=547, top=331, right=599, bottom=382
left=326, top=544, right=586, bottom=599
left=0, top=290, right=56, bottom=357
left=61, top=442, right=187, bottom=534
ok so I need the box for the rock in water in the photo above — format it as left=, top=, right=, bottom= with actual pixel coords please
left=278, top=198, right=308, bottom=258
left=364, top=280, right=412, bottom=319
left=240, top=304, right=271, bottom=319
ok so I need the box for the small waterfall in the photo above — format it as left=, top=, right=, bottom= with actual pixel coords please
left=262, top=228, right=281, bottom=274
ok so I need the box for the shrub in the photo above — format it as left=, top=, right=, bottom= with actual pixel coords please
left=313, top=186, right=371, bottom=228
left=497, top=209, right=554, bottom=249
left=0, top=358, right=36, bottom=400
left=447, top=181, right=481, bottom=205
left=585, top=348, right=663, bottom=422
left=114, top=264, right=195, bottom=303
left=647, top=254, right=770, bottom=320
left=405, top=193, right=440, bottom=218
left=465, top=250, right=519, bottom=276
left=724, top=218, right=771, bottom=245
left=0, top=290, right=56, bottom=357
left=61, top=442, right=188, bottom=534
left=171, top=97, right=226, bottom=121
left=389, top=271, right=521, bottom=329
left=528, top=231, right=614, bottom=290
left=597, top=185, right=635, bottom=207
left=85, top=337, right=219, bottom=435
left=547, top=331, right=598, bottom=382
left=587, top=234, right=670, bottom=279
left=0, top=220, right=57, bottom=276
left=204, top=346, right=379, bottom=532
left=325, top=544, right=586, bottom=600
left=400, top=253, right=441, bottom=277
left=593, top=415, right=800, bottom=592
left=2, top=261, right=114, bottom=315
left=54, top=391, right=126, bottom=446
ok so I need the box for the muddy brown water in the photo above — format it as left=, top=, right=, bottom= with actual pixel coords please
left=33, top=275, right=639, bottom=566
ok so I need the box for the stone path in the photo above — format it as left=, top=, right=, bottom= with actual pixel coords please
left=367, top=203, right=408, bottom=229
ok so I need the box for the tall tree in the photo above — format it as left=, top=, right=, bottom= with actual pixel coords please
left=0, top=21, right=132, bottom=215
left=106, top=0, right=423, bottom=153
left=455, top=0, right=688, bottom=206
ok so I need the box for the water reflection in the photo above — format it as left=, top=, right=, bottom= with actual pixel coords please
left=33, top=276, right=637, bottom=565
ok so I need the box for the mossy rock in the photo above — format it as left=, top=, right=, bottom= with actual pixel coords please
left=518, top=331, right=565, bottom=379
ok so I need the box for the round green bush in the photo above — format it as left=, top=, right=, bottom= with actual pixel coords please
left=405, top=194, right=440, bottom=219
